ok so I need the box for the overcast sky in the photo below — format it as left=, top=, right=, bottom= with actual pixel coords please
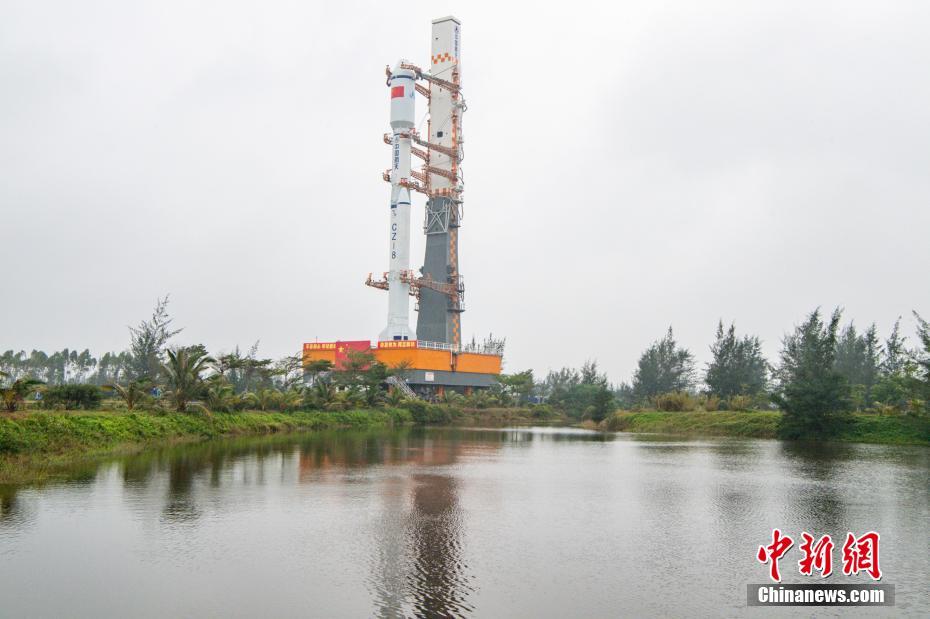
left=2, top=1, right=929, bottom=383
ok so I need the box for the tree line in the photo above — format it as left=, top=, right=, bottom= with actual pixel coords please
left=1, top=298, right=306, bottom=413
left=515, top=308, right=930, bottom=438
left=4, top=299, right=929, bottom=441
left=0, top=297, right=511, bottom=416
left=0, top=298, right=300, bottom=390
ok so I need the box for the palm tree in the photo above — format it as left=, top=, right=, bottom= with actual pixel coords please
left=204, top=378, right=237, bottom=413
left=327, top=387, right=365, bottom=411
left=255, top=388, right=282, bottom=411
left=279, top=388, right=303, bottom=411
left=440, top=390, right=465, bottom=406
left=385, top=388, right=409, bottom=407
left=1, top=375, right=45, bottom=412
left=465, top=390, right=493, bottom=409
left=103, top=379, right=151, bottom=411
left=305, top=380, right=335, bottom=410
left=160, top=347, right=215, bottom=412
left=238, top=391, right=259, bottom=410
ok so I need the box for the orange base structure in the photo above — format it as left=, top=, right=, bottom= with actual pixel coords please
left=303, top=340, right=501, bottom=394
left=303, top=340, right=501, bottom=374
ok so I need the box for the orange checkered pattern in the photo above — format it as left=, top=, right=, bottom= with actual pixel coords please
left=431, top=52, right=454, bottom=64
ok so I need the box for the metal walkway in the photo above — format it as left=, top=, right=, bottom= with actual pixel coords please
left=386, top=375, right=418, bottom=399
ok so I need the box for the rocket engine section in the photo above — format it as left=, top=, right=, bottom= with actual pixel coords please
left=379, top=64, right=416, bottom=342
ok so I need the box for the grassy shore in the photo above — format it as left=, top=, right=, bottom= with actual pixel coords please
left=445, top=406, right=561, bottom=426
left=0, top=409, right=411, bottom=484
left=0, top=406, right=560, bottom=485
left=604, top=410, right=930, bottom=445
left=5, top=407, right=925, bottom=485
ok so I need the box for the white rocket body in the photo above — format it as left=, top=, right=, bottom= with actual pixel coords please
left=379, top=64, right=416, bottom=342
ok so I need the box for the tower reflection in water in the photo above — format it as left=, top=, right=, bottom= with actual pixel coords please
left=295, top=429, right=498, bottom=617
left=406, top=473, right=473, bottom=617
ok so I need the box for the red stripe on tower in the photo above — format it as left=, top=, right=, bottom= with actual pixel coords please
left=391, top=85, right=405, bottom=98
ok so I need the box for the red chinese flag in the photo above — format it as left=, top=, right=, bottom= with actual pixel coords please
left=391, top=85, right=405, bottom=98
left=334, top=340, right=372, bottom=369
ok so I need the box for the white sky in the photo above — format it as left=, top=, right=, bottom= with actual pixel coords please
left=2, top=1, right=929, bottom=383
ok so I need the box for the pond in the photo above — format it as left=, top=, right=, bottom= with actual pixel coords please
left=1, top=427, right=927, bottom=617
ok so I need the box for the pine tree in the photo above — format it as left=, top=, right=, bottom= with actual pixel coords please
left=913, top=311, right=930, bottom=409
left=833, top=322, right=881, bottom=409
left=631, top=327, right=695, bottom=402
left=861, top=324, right=881, bottom=407
left=881, top=318, right=907, bottom=375
left=704, top=320, right=768, bottom=401
left=773, top=309, right=851, bottom=440
left=129, top=296, right=182, bottom=380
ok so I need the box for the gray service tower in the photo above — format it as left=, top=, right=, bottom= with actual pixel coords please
left=418, top=191, right=462, bottom=344
left=417, top=17, right=465, bottom=347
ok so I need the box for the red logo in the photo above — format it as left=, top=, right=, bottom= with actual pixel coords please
left=757, top=529, right=794, bottom=582
left=798, top=533, right=834, bottom=578
left=391, top=85, right=405, bottom=98
left=842, top=532, right=882, bottom=580
left=757, top=530, right=882, bottom=582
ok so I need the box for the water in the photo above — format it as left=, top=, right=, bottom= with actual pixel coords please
left=1, top=427, right=928, bottom=617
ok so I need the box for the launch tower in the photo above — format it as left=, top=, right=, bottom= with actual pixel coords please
left=306, top=16, right=500, bottom=398
left=366, top=16, right=465, bottom=346
left=417, top=16, right=464, bottom=347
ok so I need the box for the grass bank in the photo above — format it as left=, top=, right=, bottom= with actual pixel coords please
left=603, top=410, right=930, bottom=445
left=447, top=406, right=564, bottom=425
left=0, top=409, right=410, bottom=484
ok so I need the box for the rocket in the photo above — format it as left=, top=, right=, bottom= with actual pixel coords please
left=379, top=63, right=416, bottom=342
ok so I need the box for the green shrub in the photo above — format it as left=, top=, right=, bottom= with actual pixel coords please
left=875, top=404, right=899, bottom=416
left=603, top=414, right=626, bottom=431
left=653, top=392, right=696, bottom=412
left=531, top=404, right=559, bottom=419
left=727, top=394, right=753, bottom=411
left=401, top=400, right=451, bottom=425
left=382, top=407, right=413, bottom=425
left=699, top=394, right=720, bottom=411
left=906, top=399, right=926, bottom=417
left=42, top=385, right=103, bottom=410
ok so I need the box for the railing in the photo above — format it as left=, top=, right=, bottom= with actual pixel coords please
left=386, top=375, right=418, bottom=398
left=416, top=340, right=459, bottom=353
left=375, top=339, right=501, bottom=356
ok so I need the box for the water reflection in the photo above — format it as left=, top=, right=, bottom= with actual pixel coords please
left=407, top=474, right=472, bottom=617
left=6, top=428, right=485, bottom=616
left=775, top=442, right=853, bottom=533
left=370, top=475, right=409, bottom=618
left=1, top=429, right=928, bottom=617
left=296, top=428, right=473, bottom=478
left=0, top=486, right=21, bottom=525
left=163, top=456, right=203, bottom=523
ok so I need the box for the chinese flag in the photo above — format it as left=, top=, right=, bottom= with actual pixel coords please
left=391, top=85, right=405, bottom=98
left=334, top=340, right=372, bottom=369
